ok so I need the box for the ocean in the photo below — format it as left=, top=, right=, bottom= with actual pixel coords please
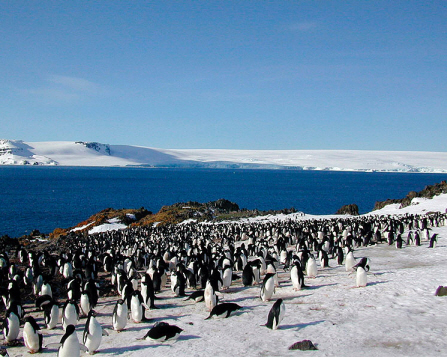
left=1, top=166, right=445, bottom=238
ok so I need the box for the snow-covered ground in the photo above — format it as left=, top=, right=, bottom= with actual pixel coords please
left=1, top=139, right=447, bottom=172
left=5, top=194, right=447, bottom=357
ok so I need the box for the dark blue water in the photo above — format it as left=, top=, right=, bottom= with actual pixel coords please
left=0, top=166, right=445, bottom=238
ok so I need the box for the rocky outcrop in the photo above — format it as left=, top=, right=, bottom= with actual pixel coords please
left=336, top=204, right=359, bottom=216
left=373, top=181, right=447, bottom=211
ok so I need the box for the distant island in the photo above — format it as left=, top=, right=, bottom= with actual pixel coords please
left=1, top=139, right=447, bottom=173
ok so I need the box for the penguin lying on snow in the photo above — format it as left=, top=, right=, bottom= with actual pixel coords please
left=184, top=290, right=204, bottom=302
left=263, top=299, right=285, bottom=330
left=205, top=303, right=242, bottom=320
left=141, top=322, right=183, bottom=342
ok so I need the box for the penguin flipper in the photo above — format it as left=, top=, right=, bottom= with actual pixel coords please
left=80, top=344, right=88, bottom=352
left=102, top=329, right=110, bottom=336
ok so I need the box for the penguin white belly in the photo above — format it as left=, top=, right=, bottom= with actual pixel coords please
left=261, top=278, right=275, bottom=301
left=113, top=305, right=128, bottom=331
left=306, top=259, right=317, bottom=278
left=85, top=318, right=102, bottom=353
left=345, top=252, right=356, bottom=271
left=253, top=267, right=260, bottom=284
left=131, top=297, right=143, bottom=323
left=204, top=283, right=217, bottom=312
left=141, top=285, right=148, bottom=307
left=290, top=267, right=299, bottom=290
left=5, top=314, right=20, bottom=342
left=47, top=305, right=59, bottom=329
left=222, top=268, right=232, bottom=288
left=356, top=267, right=367, bottom=287
left=23, top=324, right=41, bottom=353
left=80, top=294, right=91, bottom=316
left=59, top=333, right=80, bottom=357
left=63, top=305, right=78, bottom=329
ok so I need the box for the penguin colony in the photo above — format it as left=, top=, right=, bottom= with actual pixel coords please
left=0, top=211, right=445, bottom=356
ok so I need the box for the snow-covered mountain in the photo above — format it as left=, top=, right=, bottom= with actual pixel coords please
left=1, top=139, right=447, bottom=173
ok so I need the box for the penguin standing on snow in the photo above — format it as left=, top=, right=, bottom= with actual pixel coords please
left=345, top=248, right=356, bottom=271
left=429, top=234, right=438, bottom=248
left=130, top=290, right=146, bottom=323
left=242, top=263, right=255, bottom=287
left=83, top=310, right=108, bottom=355
left=260, top=273, right=276, bottom=302
left=112, top=299, right=128, bottom=332
left=57, top=324, right=87, bottom=357
left=43, top=299, right=60, bottom=330
left=264, top=298, right=285, bottom=330
left=2, top=307, right=20, bottom=343
left=290, top=262, right=305, bottom=291
left=62, top=299, right=80, bottom=330
left=306, top=256, right=317, bottom=278
left=204, top=279, right=218, bottom=312
left=142, top=322, right=183, bottom=342
left=23, top=316, right=43, bottom=354
left=352, top=257, right=370, bottom=288
left=205, top=303, right=242, bottom=319
left=141, top=274, right=156, bottom=309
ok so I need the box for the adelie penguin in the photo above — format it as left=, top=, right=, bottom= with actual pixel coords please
left=2, top=307, right=20, bottom=344
left=184, top=290, right=205, bottom=302
left=83, top=310, right=108, bottom=355
left=52, top=324, right=88, bottom=357
left=260, top=273, right=276, bottom=302
left=290, top=262, right=305, bottom=291
left=141, top=322, right=183, bottom=342
left=205, top=303, right=242, bottom=319
left=263, top=298, right=285, bottom=330
left=112, top=299, right=128, bottom=332
left=23, top=316, right=43, bottom=354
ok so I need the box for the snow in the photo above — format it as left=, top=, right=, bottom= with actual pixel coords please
left=87, top=218, right=127, bottom=234
left=1, top=139, right=447, bottom=172
left=5, top=194, right=447, bottom=356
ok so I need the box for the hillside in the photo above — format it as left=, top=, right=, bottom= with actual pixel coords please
left=1, top=139, right=447, bottom=172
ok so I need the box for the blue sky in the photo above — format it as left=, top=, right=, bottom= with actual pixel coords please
left=1, top=1, right=446, bottom=150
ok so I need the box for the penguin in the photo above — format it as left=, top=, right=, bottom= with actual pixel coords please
left=83, top=310, right=108, bottom=355
left=351, top=257, right=369, bottom=287
left=221, top=265, right=233, bottom=290
left=306, top=256, right=317, bottom=278
left=44, top=300, right=60, bottom=330
left=2, top=308, right=20, bottom=343
left=264, top=298, right=285, bottom=330
left=142, top=322, right=183, bottom=342
left=429, top=234, right=438, bottom=248
left=57, top=324, right=87, bottom=357
left=112, top=299, right=128, bottom=332
left=356, top=266, right=368, bottom=287
left=290, top=262, right=305, bottom=291
left=184, top=290, right=205, bottom=302
left=130, top=290, right=146, bottom=323
left=260, top=273, right=276, bottom=302
left=205, top=302, right=242, bottom=319
left=204, top=279, right=218, bottom=312
left=80, top=291, right=92, bottom=317
left=345, top=249, right=356, bottom=271
left=141, top=274, right=156, bottom=309
left=62, top=299, right=80, bottom=330
left=23, top=316, right=43, bottom=354
left=242, top=263, right=255, bottom=287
